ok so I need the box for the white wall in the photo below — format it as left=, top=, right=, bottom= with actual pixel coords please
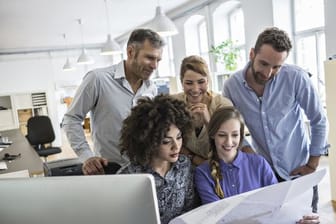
left=0, top=49, right=117, bottom=147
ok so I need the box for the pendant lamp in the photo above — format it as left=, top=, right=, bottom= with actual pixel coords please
left=149, top=5, right=178, bottom=37
left=77, top=19, right=94, bottom=65
left=62, top=33, right=76, bottom=71
left=101, top=0, right=122, bottom=55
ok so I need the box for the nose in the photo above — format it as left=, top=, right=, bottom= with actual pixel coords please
left=171, top=139, right=180, bottom=150
left=264, top=66, right=273, bottom=77
left=150, top=60, right=158, bottom=70
left=191, top=83, right=200, bottom=92
left=224, top=136, right=233, bottom=146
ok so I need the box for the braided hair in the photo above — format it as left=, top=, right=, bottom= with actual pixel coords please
left=207, top=106, right=245, bottom=198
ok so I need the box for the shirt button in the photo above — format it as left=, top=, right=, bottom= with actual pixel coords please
left=232, top=184, right=235, bottom=187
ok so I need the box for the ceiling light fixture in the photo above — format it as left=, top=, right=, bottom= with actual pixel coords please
left=77, top=19, right=94, bottom=65
left=148, top=3, right=178, bottom=37
left=101, top=0, right=122, bottom=55
left=62, top=33, right=76, bottom=71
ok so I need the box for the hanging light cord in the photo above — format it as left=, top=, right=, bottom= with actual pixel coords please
left=78, top=19, right=85, bottom=48
left=104, top=0, right=111, bottom=34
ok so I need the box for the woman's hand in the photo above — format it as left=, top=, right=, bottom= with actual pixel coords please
left=296, top=213, right=320, bottom=224
left=188, top=103, right=210, bottom=125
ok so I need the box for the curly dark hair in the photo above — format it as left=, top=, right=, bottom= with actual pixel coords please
left=120, top=94, right=193, bottom=166
left=254, top=27, right=292, bottom=54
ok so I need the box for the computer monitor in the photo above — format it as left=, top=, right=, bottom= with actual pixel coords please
left=0, top=174, right=160, bottom=224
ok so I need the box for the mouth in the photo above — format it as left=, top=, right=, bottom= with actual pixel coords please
left=170, top=153, right=179, bottom=158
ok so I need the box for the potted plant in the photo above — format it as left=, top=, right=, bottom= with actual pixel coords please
left=210, top=39, right=239, bottom=72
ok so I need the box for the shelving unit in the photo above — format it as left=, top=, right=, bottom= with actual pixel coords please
left=14, top=92, right=48, bottom=135
left=0, top=92, right=49, bottom=134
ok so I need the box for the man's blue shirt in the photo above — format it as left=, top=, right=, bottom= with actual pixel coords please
left=223, top=63, right=328, bottom=179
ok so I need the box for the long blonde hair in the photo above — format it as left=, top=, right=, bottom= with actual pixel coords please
left=207, top=107, right=245, bottom=199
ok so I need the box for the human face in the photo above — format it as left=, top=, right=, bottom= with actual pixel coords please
left=156, top=124, right=183, bottom=163
left=213, top=118, right=241, bottom=163
left=182, top=69, right=208, bottom=104
left=128, top=39, right=163, bottom=80
left=249, top=44, right=288, bottom=85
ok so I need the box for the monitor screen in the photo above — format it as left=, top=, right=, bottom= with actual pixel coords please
left=0, top=174, right=160, bottom=224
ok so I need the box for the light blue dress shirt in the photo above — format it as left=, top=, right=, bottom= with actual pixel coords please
left=223, top=63, right=328, bottom=179
left=62, top=61, right=157, bottom=166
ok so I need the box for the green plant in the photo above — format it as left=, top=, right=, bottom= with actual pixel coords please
left=210, top=39, right=239, bottom=72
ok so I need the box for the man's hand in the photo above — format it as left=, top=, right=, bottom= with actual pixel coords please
left=296, top=213, right=320, bottom=224
left=82, top=157, right=108, bottom=175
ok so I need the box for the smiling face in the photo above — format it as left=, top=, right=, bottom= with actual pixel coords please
left=182, top=69, right=208, bottom=104
left=213, top=118, right=241, bottom=163
left=127, top=39, right=163, bottom=80
left=156, top=124, right=183, bottom=163
left=249, top=44, right=288, bottom=85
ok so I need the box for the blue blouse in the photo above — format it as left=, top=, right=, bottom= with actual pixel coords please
left=194, top=151, right=278, bottom=204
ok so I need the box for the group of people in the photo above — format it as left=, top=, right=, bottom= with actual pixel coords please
left=62, top=27, right=328, bottom=224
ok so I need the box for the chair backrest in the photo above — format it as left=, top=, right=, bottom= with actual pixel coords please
left=26, top=115, right=55, bottom=145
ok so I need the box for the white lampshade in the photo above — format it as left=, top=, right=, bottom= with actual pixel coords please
left=77, top=48, right=94, bottom=65
left=63, top=57, right=76, bottom=71
left=101, top=34, right=122, bottom=55
left=149, top=6, right=178, bottom=37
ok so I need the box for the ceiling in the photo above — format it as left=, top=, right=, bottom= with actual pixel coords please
left=0, top=0, right=193, bottom=53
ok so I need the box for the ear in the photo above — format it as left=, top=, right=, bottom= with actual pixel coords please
left=249, top=48, right=255, bottom=60
left=127, top=45, right=134, bottom=58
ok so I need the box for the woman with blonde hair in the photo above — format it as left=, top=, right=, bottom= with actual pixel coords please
left=171, top=55, right=232, bottom=165
left=194, top=106, right=320, bottom=223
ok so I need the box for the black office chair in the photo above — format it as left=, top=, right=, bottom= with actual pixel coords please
left=26, top=115, right=62, bottom=161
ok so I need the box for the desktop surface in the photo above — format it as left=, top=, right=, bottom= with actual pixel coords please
left=0, top=174, right=160, bottom=224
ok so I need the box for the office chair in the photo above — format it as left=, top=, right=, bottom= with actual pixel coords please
left=26, top=115, right=62, bottom=161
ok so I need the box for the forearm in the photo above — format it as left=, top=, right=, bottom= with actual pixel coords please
left=306, top=155, right=321, bottom=171
left=62, top=118, right=94, bottom=161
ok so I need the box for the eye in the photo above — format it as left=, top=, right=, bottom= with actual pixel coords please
left=161, top=138, right=171, bottom=145
left=197, top=79, right=206, bottom=84
left=184, top=81, right=193, bottom=85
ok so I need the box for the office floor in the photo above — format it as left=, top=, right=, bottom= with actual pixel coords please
left=50, top=129, right=336, bottom=223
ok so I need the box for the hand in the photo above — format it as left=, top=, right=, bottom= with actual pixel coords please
left=82, top=156, right=108, bottom=175
left=188, top=103, right=210, bottom=124
left=290, top=164, right=316, bottom=176
left=296, top=213, right=320, bottom=224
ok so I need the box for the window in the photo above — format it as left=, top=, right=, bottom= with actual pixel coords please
left=157, top=36, right=175, bottom=77
left=293, top=0, right=326, bottom=105
left=212, top=1, right=246, bottom=92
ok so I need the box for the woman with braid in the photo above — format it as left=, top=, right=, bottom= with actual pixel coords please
left=194, top=107, right=320, bottom=223
left=194, top=106, right=276, bottom=203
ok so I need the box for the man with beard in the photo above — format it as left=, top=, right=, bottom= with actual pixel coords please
left=222, top=27, right=328, bottom=213
left=62, top=29, right=164, bottom=175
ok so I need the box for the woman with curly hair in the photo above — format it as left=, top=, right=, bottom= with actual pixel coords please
left=118, top=94, right=197, bottom=224
left=171, top=55, right=233, bottom=166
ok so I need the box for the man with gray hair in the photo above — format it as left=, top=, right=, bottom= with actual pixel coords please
left=63, top=29, right=165, bottom=175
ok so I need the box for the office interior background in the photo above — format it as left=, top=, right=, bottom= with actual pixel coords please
left=0, top=0, right=335, bottom=203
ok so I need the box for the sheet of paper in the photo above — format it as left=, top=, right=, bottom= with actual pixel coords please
left=0, top=169, right=30, bottom=178
left=0, top=161, right=8, bottom=170
left=169, top=169, right=326, bottom=224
